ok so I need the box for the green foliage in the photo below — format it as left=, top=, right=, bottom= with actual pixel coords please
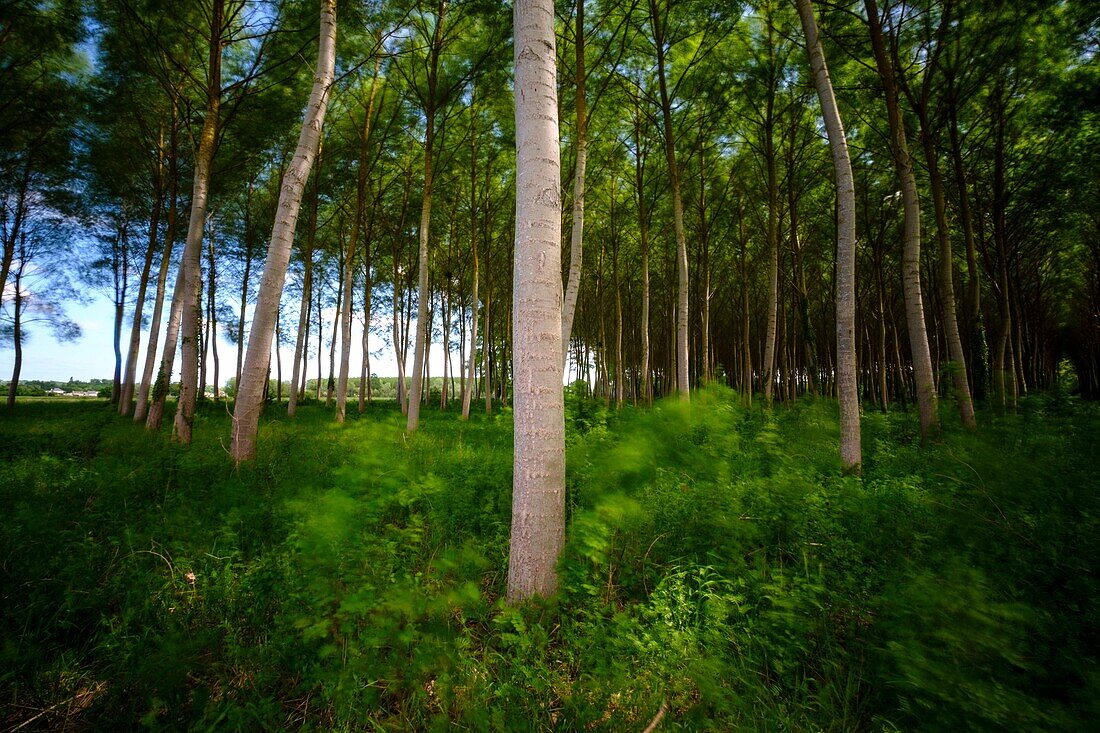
left=1, top=392, right=1097, bottom=730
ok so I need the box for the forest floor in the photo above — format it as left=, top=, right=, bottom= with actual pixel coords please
left=1, top=387, right=1097, bottom=731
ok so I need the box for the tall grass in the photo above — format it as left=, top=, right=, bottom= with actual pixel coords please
left=1, top=390, right=1096, bottom=730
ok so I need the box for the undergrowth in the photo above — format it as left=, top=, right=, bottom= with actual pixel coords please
left=1, top=388, right=1097, bottom=730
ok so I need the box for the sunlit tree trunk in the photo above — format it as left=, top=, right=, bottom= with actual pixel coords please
left=798, top=0, right=861, bottom=470
left=338, top=63, right=380, bottom=423
left=407, top=0, right=447, bottom=432
left=508, top=0, right=565, bottom=602
left=461, top=108, right=480, bottom=420
left=172, top=0, right=224, bottom=444
left=231, top=0, right=336, bottom=462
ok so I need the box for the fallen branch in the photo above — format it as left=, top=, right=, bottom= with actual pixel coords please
left=641, top=698, right=669, bottom=733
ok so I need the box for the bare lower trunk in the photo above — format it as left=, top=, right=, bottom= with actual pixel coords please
left=920, top=120, right=975, bottom=427
left=461, top=243, right=479, bottom=419
left=360, top=258, right=372, bottom=412
left=649, top=0, right=689, bottom=399
left=207, top=237, right=220, bottom=399
left=231, top=0, right=336, bottom=461
left=739, top=200, right=752, bottom=405
left=288, top=247, right=312, bottom=417
left=508, top=0, right=564, bottom=602
left=173, top=0, right=224, bottom=445
left=6, top=265, right=24, bottom=408
left=797, top=0, right=861, bottom=470
left=235, top=187, right=255, bottom=394
left=560, top=0, right=587, bottom=360
left=867, top=0, right=938, bottom=438
left=483, top=284, right=492, bottom=414
left=406, top=2, right=447, bottom=431
left=335, top=229, right=355, bottom=422
left=120, top=189, right=163, bottom=415
left=146, top=262, right=185, bottom=431
left=136, top=106, right=180, bottom=423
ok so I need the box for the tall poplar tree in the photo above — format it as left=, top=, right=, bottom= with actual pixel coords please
left=796, top=0, right=861, bottom=471
left=231, top=0, right=337, bottom=463
left=507, top=0, right=565, bottom=602
left=865, top=0, right=939, bottom=439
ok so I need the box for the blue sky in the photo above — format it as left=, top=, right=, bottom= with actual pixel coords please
left=0, top=291, right=456, bottom=385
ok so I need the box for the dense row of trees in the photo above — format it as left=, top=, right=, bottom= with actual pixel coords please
left=2, top=0, right=1098, bottom=594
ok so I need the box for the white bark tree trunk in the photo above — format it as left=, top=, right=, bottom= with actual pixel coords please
left=231, top=0, right=337, bottom=462
left=406, top=2, right=447, bottom=432
left=797, top=0, right=861, bottom=472
left=507, top=0, right=565, bottom=602
left=136, top=107, right=180, bottom=424
left=559, top=0, right=587, bottom=363
left=866, top=0, right=940, bottom=438
left=172, top=0, right=223, bottom=444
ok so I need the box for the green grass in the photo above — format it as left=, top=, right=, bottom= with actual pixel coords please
left=1, top=389, right=1097, bottom=730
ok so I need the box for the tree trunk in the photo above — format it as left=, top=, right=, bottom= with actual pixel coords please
left=633, top=96, right=652, bottom=405
left=335, top=222, right=354, bottom=421
left=135, top=99, right=181, bottom=423
left=207, top=235, right=220, bottom=399
left=111, top=219, right=129, bottom=406
left=483, top=274, right=492, bottom=414
left=560, top=0, right=587, bottom=360
left=797, top=0, right=861, bottom=470
left=762, top=50, right=780, bottom=402
left=338, top=64, right=380, bottom=422
left=917, top=109, right=975, bottom=427
left=461, top=241, right=479, bottom=420
left=866, top=0, right=939, bottom=439
left=235, top=184, right=256, bottom=395
left=173, top=0, right=224, bottom=445
left=739, top=198, right=752, bottom=405
left=508, top=0, right=564, bottom=602
left=6, top=254, right=24, bottom=408
left=649, top=0, right=689, bottom=399
left=288, top=245, right=313, bottom=417
left=406, top=1, right=447, bottom=432
left=146, top=263, right=185, bottom=431
left=231, top=0, right=336, bottom=462
left=0, top=161, right=31, bottom=311
left=461, top=105, right=480, bottom=420
left=120, top=172, right=163, bottom=415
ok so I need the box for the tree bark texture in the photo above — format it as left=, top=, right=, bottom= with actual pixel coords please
left=507, top=0, right=565, bottom=603
left=560, top=0, right=587, bottom=363
left=172, top=0, right=223, bottom=444
left=866, top=0, right=939, bottom=439
left=797, top=0, right=861, bottom=471
left=135, top=101, right=180, bottom=423
left=231, top=0, right=336, bottom=462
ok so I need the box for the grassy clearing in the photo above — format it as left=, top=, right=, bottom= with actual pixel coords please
left=1, top=389, right=1097, bottom=730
